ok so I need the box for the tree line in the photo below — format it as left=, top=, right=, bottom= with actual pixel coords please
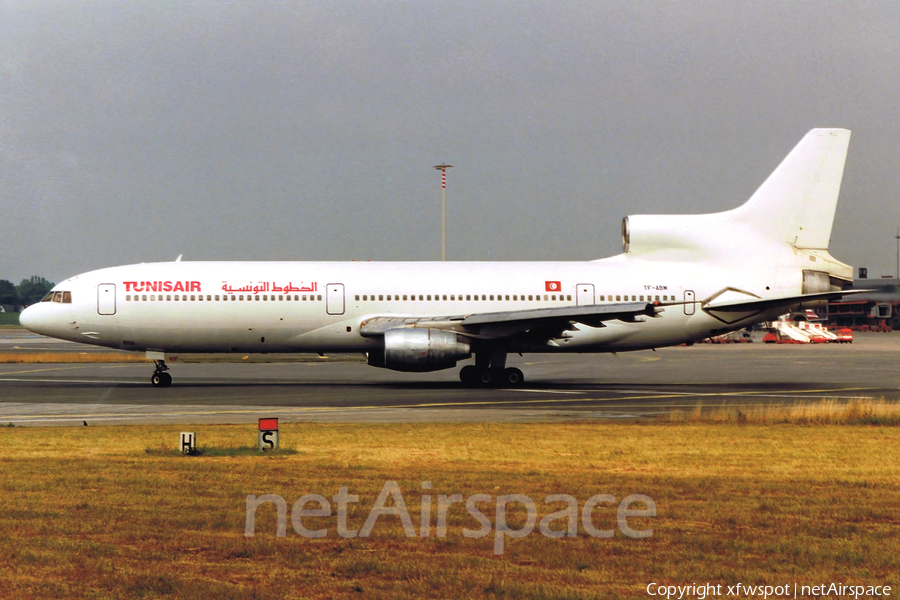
left=0, top=277, right=56, bottom=310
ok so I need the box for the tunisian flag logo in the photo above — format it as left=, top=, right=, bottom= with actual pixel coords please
left=545, top=281, right=561, bottom=292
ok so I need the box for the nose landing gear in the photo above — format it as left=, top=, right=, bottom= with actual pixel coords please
left=151, top=359, right=172, bottom=387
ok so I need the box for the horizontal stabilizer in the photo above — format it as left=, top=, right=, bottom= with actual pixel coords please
left=704, top=289, right=868, bottom=324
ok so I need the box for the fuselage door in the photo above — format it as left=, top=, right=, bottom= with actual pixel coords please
left=576, top=283, right=595, bottom=306
left=98, top=283, right=116, bottom=315
left=326, top=283, right=345, bottom=315
left=684, top=290, right=696, bottom=315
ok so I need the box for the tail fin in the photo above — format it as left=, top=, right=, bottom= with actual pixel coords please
left=620, top=128, right=854, bottom=285
left=730, top=128, right=851, bottom=250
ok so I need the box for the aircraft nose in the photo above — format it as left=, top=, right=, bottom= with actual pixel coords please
left=19, top=304, right=50, bottom=335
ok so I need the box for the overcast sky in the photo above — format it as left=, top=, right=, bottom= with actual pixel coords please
left=2, top=1, right=899, bottom=284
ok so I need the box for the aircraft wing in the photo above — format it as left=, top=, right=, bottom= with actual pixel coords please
left=359, top=302, right=662, bottom=342
left=703, top=289, right=869, bottom=324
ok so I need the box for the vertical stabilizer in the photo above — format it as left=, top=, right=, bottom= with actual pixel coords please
left=730, top=129, right=850, bottom=250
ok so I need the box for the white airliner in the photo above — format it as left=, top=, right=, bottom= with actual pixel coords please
left=21, top=129, right=857, bottom=387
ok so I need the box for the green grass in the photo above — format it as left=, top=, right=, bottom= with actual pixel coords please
left=1, top=422, right=898, bottom=599
left=0, top=312, right=20, bottom=326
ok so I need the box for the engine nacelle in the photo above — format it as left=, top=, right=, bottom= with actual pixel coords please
left=622, top=214, right=715, bottom=256
left=368, top=328, right=471, bottom=372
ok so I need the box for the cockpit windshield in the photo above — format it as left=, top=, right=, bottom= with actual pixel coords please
left=40, top=292, right=72, bottom=304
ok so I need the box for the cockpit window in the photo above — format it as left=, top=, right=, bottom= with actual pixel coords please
left=40, top=291, right=72, bottom=303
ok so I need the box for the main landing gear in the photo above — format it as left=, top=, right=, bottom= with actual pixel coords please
left=151, top=359, right=172, bottom=387
left=459, top=350, right=524, bottom=387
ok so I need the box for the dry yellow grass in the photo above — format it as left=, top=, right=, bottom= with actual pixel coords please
left=0, top=352, right=150, bottom=363
left=0, top=422, right=898, bottom=599
left=0, top=352, right=365, bottom=364
left=671, top=398, right=900, bottom=425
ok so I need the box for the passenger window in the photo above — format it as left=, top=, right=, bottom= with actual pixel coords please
left=616, top=295, right=621, bottom=301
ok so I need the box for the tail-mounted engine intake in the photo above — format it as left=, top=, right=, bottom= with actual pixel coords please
left=622, top=214, right=713, bottom=256
left=368, top=328, right=471, bottom=372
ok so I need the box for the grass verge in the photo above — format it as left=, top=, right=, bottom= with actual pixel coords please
left=0, top=312, right=20, bottom=326
left=669, top=398, right=900, bottom=425
left=0, top=422, right=898, bottom=599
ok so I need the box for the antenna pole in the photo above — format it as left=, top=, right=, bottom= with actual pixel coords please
left=433, top=164, right=453, bottom=260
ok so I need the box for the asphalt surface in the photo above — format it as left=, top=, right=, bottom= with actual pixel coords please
left=1, top=329, right=898, bottom=426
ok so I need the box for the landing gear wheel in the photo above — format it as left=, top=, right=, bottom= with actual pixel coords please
left=503, top=367, right=524, bottom=387
left=151, top=372, right=172, bottom=387
left=151, top=359, right=172, bottom=387
left=460, top=365, right=477, bottom=385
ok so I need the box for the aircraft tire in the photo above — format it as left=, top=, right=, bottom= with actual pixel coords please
left=151, top=372, right=173, bottom=387
left=503, top=367, right=524, bottom=387
left=459, top=365, right=477, bottom=385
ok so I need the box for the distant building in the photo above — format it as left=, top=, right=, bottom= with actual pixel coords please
left=827, top=277, right=900, bottom=331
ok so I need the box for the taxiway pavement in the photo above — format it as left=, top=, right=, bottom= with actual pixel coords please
left=1, top=330, right=898, bottom=426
